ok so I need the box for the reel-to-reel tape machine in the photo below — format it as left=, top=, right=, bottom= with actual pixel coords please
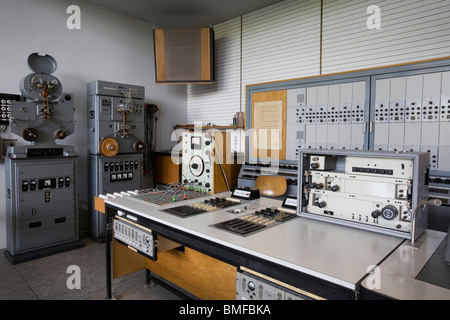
left=4, top=53, right=82, bottom=264
left=87, top=81, right=146, bottom=241
left=7, top=53, right=76, bottom=157
left=87, top=80, right=146, bottom=157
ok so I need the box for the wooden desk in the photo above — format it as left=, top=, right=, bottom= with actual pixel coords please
left=95, top=196, right=236, bottom=300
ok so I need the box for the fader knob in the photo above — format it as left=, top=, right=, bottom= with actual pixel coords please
left=381, top=205, right=398, bottom=221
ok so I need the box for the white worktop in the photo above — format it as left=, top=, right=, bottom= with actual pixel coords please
left=105, top=192, right=410, bottom=292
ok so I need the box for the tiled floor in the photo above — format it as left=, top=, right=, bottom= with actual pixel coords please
left=0, top=237, right=181, bottom=300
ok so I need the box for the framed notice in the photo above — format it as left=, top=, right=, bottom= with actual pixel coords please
left=251, top=90, right=287, bottom=161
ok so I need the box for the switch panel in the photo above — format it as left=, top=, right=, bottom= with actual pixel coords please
left=373, top=71, right=450, bottom=173
left=114, top=218, right=155, bottom=260
left=0, top=93, right=21, bottom=125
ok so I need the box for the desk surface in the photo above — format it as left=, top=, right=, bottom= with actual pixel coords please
left=105, top=192, right=449, bottom=299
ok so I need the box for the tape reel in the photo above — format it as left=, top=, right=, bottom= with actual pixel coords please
left=99, top=138, right=119, bottom=157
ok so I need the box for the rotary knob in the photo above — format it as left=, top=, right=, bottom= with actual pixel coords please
left=381, top=205, right=398, bottom=221
left=371, top=210, right=381, bottom=219
left=330, top=185, right=340, bottom=192
left=317, top=201, right=327, bottom=209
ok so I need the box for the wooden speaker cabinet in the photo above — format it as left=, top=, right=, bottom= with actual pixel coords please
left=154, top=27, right=215, bottom=84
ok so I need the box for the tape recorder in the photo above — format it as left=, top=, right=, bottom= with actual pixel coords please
left=87, top=81, right=146, bottom=241
left=7, top=53, right=76, bottom=157
left=4, top=53, right=81, bottom=263
left=298, top=149, right=432, bottom=240
left=87, top=80, right=146, bottom=157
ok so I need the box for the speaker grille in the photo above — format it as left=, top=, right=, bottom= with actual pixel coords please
left=154, top=28, right=214, bottom=83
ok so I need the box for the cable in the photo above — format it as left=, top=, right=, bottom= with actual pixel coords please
left=212, top=135, right=230, bottom=191
left=411, top=199, right=442, bottom=245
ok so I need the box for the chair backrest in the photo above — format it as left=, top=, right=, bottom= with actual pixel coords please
left=254, top=175, right=287, bottom=197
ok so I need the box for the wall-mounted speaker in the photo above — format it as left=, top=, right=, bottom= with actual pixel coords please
left=154, top=27, right=215, bottom=84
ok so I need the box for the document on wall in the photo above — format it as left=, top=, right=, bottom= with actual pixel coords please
left=253, top=100, right=283, bottom=151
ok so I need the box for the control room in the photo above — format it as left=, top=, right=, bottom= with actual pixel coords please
left=0, top=0, right=449, bottom=307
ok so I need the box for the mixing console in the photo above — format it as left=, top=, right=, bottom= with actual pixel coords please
left=131, top=188, right=207, bottom=206
left=161, top=197, right=242, bottom=218
left=214, top=207, right=297, bottom=236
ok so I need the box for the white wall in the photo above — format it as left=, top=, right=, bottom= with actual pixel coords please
left=322, top=0, right=450, bottom=73
left=0, top=0, right=187, bottom=248
left=187, top=0, right=450, bottom=124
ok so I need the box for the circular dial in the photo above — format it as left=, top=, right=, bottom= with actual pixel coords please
left=99, top=138, right=119, bottom=157
left=189, top=155, right=204, bottom=177
left=381, top=205, right=398, bottom=221
left=22, top=128, right=39, bottom=142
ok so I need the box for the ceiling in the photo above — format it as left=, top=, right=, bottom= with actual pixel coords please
left=82, top=0, right=284, bottom=28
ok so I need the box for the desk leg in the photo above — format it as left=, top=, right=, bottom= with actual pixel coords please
left=105, top=208, right=113, bottom=299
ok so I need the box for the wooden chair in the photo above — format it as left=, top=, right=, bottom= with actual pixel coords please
left=255, top=175, right=287, bottom=197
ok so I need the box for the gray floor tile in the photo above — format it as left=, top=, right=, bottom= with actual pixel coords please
left=0, top=237, right=181, bottom=300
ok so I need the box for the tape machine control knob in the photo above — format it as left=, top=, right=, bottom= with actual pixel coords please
left=381, top=205, right=398, bottom=221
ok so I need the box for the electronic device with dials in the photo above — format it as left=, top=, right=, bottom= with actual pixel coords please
left=113, top=214, right=181, bottom=261
left=236, top=269, right=310, bottom=300
left=182, top=131, right=240, bottom=194
left=298, top=149, right=433, bottom=240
